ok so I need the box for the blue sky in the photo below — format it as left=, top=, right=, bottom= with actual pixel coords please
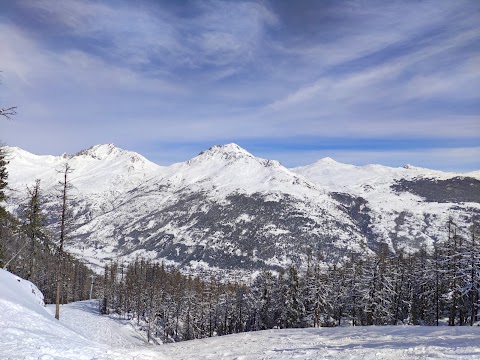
left=0, top=0, right=479, bottom=171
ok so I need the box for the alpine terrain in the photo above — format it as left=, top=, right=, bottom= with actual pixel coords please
left=5, top=144, right=480, bottom=276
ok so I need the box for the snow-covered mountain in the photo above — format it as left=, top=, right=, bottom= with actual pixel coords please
left=293, top=158, right=480, bottom=254
left=5, top=144, right=480, bottom=276
left=7, top=143, right=160, bottom=196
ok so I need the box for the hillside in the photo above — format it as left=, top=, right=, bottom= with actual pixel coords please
left=5, top=144, right=480, bottom=276
left=0, top=268, right=160, bottom=359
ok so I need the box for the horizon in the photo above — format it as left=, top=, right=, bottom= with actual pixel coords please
left=7, top=142, right=479, bottom=173
left=0, top=0, right=479, bottom=172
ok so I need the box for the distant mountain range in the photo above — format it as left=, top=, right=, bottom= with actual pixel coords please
left=5, top=144, right=480, bottom=277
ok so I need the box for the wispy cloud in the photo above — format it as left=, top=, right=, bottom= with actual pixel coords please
left=268, top=26, right=479, bottom=111
left=16, top=0, right=277, bottom=78
left=0, top=0, right=478, bottom=170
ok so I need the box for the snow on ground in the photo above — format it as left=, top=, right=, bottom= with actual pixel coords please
left=2, top=268, right=480, bottom=359
left=45, top=301, right=148, bottom=348
left=162, top=326, right=480, bottom=359
left=0, top=269, right=163, bottom=360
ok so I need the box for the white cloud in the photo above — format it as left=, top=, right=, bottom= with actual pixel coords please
left=0, top=22, right=184, bottom=93
left=1, top=0, right=478, bottom=171
left=17, top=0, right=277, bottom=74
left=268, top=25, right=480, bottom=111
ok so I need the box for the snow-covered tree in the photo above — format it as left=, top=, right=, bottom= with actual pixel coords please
left=0, top=147, right=7, bottom=209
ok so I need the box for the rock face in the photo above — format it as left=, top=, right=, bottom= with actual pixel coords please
left=5, top=144, right=480, bottom=276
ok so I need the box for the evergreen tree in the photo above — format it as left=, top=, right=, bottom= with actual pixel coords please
left=0, top=146, right=8, bottom=267
left=21, top=179, right=48, bottom=280
left=343, top=254, right=365, bottom=326
left=444, top=217, right=463, bottom=325
left=0, top=146, right=7, bottom=208
left=408, top=246, right=437, bottom=325
left=251, top=270, right=277, bottom=330
left=462, top=222, right=480, bottom=326
left=281, top=267, right=305, bottom=328
left=303, top=264, right=330, bottom=327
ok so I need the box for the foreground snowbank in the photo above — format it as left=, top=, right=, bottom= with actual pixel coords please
left=1, top=268, right=480, bottom=359
left=0, top=269, right=162, bottom=359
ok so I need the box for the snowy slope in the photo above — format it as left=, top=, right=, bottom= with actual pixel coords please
left=152, top=143, right=324, bottom=197
left=4, top=144, right=480, bottom=276
left=65, top=144, right=365, bottom=273
left=5, top=144, right=161, bottom=212
left=292, top=157, right=479, bottom=197
left=2, top=269, right=480, bottom=359
left=45, top=301, right=149, bottom=348
left=292, top=158, right=480, bottom=252
left=0, top=269, right=163, bottom=359
left=5, top=144, right=163, bottom=247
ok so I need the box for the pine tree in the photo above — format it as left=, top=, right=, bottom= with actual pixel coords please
left=361, top=245, right=395, bottom=325
left=408, top=246, right=437, bottom=325
left=344, top=254, right=365, bottom=326
left=0, top=147, right=7, bottom=207
left=21, top=179, right=47, bottom=280
left=303, top=264, right=330, bottom=327
left=444, top=217, right=463, bottom=326
left=461, top=221, right=480, bottom=325
left=0, top=146, right=8, bottom=267
left=0, top=74, right=16, bottom=266
left=251, top=270, right=276, bottom=330
left=329, top=264, right=347, bottom=326
left=281, top=266, right=305, bottom=328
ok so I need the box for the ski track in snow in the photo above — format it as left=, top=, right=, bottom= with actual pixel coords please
left=45, top=301, right=147, bottom=349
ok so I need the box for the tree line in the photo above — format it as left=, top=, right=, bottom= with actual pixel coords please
left=99, top=220, right=479, bottom=344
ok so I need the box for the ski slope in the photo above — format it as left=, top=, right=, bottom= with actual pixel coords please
left=2, top=269, right=480, bottom=359
left=0, top=269, right=163, bottom=360
left=45, top=301, right=148, bottom=348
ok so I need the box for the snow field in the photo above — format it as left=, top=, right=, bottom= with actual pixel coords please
left=160, top=326, right=480, bottom=359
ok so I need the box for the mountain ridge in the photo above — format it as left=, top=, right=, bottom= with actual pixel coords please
left=4, top=144, right=480, bottom=277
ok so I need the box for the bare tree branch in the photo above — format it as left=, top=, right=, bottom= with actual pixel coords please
left=0, top=71, right=17, bottom=120
left=0, top=106, right=17, bottom=120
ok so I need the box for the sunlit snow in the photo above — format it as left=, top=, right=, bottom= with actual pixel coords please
left=1, top=269, right=480, bottom=359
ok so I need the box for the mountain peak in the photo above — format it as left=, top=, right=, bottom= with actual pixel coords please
left=75, top=144, right=124, bottom=160
left=403, top=164, right=421, bottom=171
left=313, top=157, right=343, bottom=166
left=197, top=143, right=254, bottom=160
left=319, top=157, right=337, bottom=163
